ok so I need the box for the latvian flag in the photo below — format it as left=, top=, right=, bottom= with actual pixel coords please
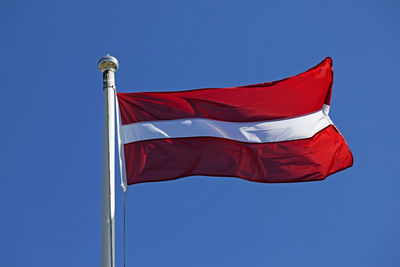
left=116, top=57, right=353, bottom=187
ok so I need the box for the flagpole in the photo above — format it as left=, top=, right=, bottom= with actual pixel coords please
left=98, top=54, right=119, bottom=267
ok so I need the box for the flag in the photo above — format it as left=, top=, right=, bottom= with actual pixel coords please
left=116, top=57, right=353, bottom=187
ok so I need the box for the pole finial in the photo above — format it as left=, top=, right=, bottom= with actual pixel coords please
left=98, top=54, right=119, bottom=73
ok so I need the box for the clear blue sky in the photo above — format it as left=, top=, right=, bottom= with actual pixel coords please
left=1, top=0, right=399, bottom=266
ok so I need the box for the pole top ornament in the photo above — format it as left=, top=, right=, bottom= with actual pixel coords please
left=98, top=54, right=119, bottom=72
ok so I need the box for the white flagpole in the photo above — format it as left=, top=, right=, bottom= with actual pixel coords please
left=98, top=54, right=119, bottom=267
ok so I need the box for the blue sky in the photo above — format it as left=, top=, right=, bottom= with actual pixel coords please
left=1, top=0, right=399, bottom=266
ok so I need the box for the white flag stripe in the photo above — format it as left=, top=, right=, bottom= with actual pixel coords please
left=120, top=105, right=332, bottom=144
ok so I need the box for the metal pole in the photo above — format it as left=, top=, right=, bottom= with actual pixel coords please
left=98, top=54, right=119, bottom=267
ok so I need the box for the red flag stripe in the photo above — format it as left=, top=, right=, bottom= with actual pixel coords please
left=123, top=125, right=353, bottom=185
left=117, top=57, right=333, bottom=124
